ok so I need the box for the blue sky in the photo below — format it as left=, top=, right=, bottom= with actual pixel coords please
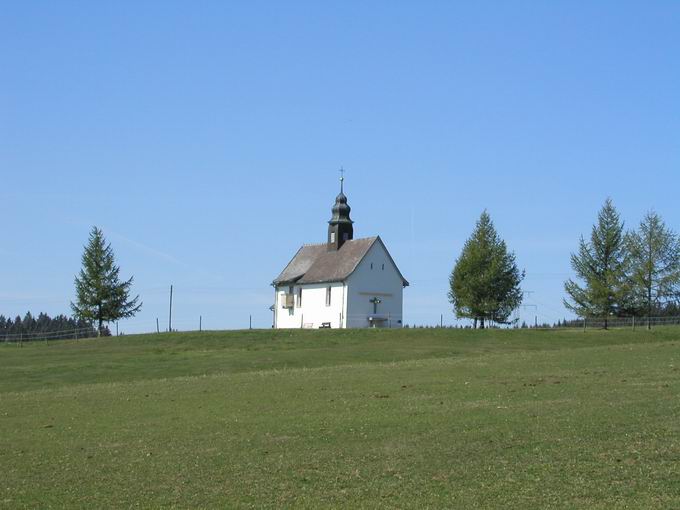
left=2, top=2, right=679, bottom=332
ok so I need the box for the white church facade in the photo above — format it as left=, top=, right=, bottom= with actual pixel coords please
left=272, top=178, right=408, bottom=329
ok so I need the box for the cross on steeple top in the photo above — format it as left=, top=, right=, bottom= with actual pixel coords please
left=339, top=167, right=345, bottom=193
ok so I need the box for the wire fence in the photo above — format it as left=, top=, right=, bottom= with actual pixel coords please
left=4, top=314, right=680, bottom=346
left=555, top=315, right=680, bottom=330
left=401, top=315, right=680, bottom=330
left=1, top=327, right=97, bottom=344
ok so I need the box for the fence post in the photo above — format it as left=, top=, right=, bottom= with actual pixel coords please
left=168, top=284, right=173, bottom=332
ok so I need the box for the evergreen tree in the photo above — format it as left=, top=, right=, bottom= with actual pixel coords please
left=564, top=198, right=629, bottom=329
left=626, top=211, right=680, bottom=328
left=23, top=311, right=35, bottom=333
left=448, top=211, right=524, bottom=328
left=12, top=315, right=22, bottom=334
left=71, top=227, right=141, bottom=335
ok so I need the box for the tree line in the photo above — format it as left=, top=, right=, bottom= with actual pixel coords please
left=0, top=312, right=101, bottom=341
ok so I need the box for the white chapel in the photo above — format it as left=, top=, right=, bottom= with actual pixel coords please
left=272, top=176, right=408, bottom=329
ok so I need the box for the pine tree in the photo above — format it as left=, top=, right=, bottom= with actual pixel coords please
left=564, top=198, right=629, bottom=329
left=13, top=315, right=22, bottom=334
left=448, top=211, right=524, bottom=328
left=626, top=211, right=680, bottom=328
left=71, top=227, right=141, bottom=335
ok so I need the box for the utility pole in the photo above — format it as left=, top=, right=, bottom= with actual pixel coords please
left=156, top=318, right=160, bottom=334
left=440, top=314, right=443, bottom=328
left=521, top=304, right=537, bottom=328
left=199, top=315, right=202, bottom=332
left=168, top=285, right=173, bottom=332
left=249, top=315, right=252, bottom=330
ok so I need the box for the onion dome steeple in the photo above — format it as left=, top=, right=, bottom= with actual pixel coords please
left=327, top=170, right=354, bottom=251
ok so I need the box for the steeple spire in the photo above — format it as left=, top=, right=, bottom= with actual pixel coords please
left=327, top=169, right=354, bottom=251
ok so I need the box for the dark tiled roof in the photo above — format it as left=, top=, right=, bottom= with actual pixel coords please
left=298, top=237, right=377, bottom=284
left=272, top=237, right=379, bottom=285
left=272, top=243, right=328, bottom=286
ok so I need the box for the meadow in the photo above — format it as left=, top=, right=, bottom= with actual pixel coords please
left=1, top=327, right=679, bottom=508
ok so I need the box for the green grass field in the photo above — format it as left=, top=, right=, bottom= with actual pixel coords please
left=1, top=327, right=679, bottom=508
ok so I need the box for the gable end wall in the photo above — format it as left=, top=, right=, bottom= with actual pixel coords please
left=345, top=241, right=404, bottom=328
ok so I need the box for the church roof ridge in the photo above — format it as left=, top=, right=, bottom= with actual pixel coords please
left=301, top=235, right=377, bottom=248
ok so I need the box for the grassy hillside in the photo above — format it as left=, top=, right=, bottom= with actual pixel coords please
left=1, top=328, right=679, bottom=508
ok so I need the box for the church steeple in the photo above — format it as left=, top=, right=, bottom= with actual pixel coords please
left=327, top=170, right=354, bottom=251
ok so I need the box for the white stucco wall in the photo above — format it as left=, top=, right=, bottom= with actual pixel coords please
left=274, top=282, right=346, bottom=329
left=345, top=241, right=405, bottom=328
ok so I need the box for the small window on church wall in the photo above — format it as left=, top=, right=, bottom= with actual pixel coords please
left=382, top=264, right=385, bottom=270
left=326, top=286, right=331, bottom=307
left=343, top=233, right=349, bottom=241
left=330, top=232, right=336, bottom=243
left=298, top=287, right=302, bottom=307
left=370, top=263, right=373, bottom=270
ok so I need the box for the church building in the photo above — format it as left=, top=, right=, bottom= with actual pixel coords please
left=272, top=176, right=408, bottom=329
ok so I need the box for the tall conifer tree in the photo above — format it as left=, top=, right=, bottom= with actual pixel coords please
left=448, top=211, right=524, bottom=328
left=564, top=198, right=629, bottom=328
left=627, top=211, right=680, bottom=327
left=71, top=227, right=141, bottom=335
